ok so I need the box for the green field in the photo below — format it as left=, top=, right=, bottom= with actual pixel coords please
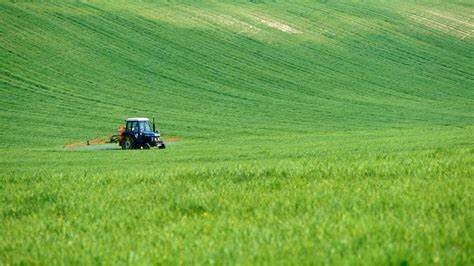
left=1, top=0, right=473, bottom=264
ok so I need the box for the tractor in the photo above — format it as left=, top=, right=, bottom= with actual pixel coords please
left=117, top=118, right=166, bottom=150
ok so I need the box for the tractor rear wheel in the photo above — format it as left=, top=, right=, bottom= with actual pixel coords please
left=122, top=138, right=134, bottom=150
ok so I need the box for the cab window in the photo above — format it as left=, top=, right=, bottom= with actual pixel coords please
left=131, top=122, right=139, bottom=132
left=140, top=121, right=152, bottom=132
left=127, top=121, right=139, bottom=133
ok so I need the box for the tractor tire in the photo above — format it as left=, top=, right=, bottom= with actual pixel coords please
left=158, top=143, right=166, bottom=149
left=122, top=138, right=134, bottom=150
left=143, top=143, right=151, bottom=149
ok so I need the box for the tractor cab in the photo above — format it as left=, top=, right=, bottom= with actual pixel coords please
left=119, top=118, right=166, bottom=149
left=126, top=119, right=153, bottom=134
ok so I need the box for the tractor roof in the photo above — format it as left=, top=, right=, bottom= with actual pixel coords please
left=126, top=117, right=149, bottom=122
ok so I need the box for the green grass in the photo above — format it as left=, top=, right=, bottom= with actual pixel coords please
left=1, top=0, right=473, bottom=264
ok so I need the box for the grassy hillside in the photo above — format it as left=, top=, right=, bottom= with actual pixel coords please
left=0, top=0, right=473, bottom=264
left=1, top=0, right=473, bottom=146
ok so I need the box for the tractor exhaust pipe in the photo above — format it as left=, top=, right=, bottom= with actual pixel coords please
left=152, top=117, right=156, bottom=132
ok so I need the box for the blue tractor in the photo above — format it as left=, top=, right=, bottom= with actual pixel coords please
left=119, top=118, right=166, bottom=150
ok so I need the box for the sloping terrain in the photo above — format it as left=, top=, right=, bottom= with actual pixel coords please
left=1, top=1, right=472, bottom=147
left=0, top=1, right=473, bottom=264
